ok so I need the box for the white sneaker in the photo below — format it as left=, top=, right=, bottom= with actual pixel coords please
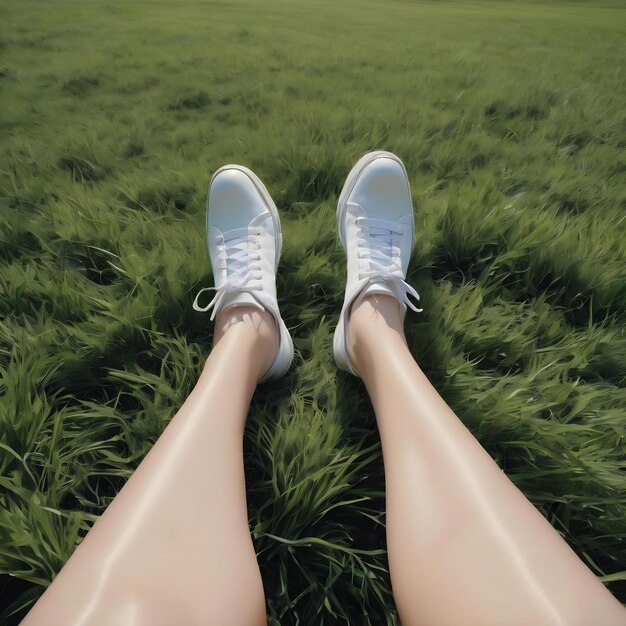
left=333, top=150, right=423, bottom=377
left=193, top=164, right=294, bottom=383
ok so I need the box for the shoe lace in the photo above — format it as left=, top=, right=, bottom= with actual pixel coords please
left=355, top=214, right=423, bottom=313
left=193, top=226, right=264, bottom=321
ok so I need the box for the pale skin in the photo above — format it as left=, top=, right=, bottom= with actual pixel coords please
left=21, top=297, right=626, bottom=626
left=21, top=306, right=274, bottom=626
left=348, top=293, right=626, bottom=626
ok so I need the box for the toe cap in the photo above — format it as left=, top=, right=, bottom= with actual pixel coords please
left=348, top=156, right=412, bottom=221
left=208, top=168, right=265, bottom=230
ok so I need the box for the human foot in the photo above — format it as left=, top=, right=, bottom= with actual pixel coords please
left=333, top=151, right=423, bottom=378
left=193, top=164, right=294, bottom=383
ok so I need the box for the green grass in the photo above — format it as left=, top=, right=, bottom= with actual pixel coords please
left=1, top=0, right=625, bottom=622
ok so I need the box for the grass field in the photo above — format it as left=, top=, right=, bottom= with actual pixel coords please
left=1, top=0, right=626, bottom=622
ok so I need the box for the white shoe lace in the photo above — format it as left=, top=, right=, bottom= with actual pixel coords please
left=354, top=214, right=423, bottom=312
left=193, top=226, right=264, bottom=321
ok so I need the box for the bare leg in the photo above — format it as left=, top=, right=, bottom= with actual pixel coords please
left=349, top=293, right=626, bottom=626
left=22, top=306, right=276, bottom=626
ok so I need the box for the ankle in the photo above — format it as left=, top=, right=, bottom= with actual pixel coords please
left=347, top=293, right=407, bottom=372
left=214, top=305, right=279, bottom=380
